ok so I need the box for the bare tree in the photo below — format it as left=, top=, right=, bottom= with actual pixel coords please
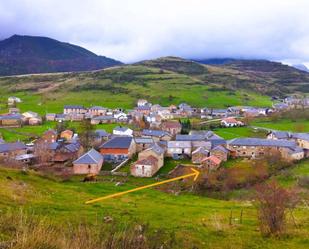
left=79, top=119, right=95, bottom=151
left=255, top=181, right=298, bottom=236
left=34, top=139, right=54, bottom=164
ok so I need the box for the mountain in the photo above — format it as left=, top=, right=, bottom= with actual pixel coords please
left=137, top=56, right=207, bottom=75
left=0, top=35, right=122, bottom=76
left=193, top=58, right=237, bottom=65
left=1, top=56, right=309, bottom=113
left=188, top=58, right=309, bottom=95
left=292, top=64, right=309, bottom=72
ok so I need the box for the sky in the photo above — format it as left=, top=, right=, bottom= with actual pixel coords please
left=1, top=0, right=309, bottom=66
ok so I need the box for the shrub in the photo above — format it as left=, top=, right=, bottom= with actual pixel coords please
left=255, top=181, right=298, bottom=236
left=297, top=176, right=309, bottom=189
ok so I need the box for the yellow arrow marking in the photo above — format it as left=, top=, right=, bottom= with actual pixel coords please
left=85, top=168, right=200, bottom=204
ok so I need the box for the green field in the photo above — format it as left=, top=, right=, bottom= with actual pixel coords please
left=0, top=65, right=272, bottom=117
left=252, top=118, right=309, bottom=132
left=0, top=121, right=122, bottom=142
left=0, top=163, right=308, bottom=248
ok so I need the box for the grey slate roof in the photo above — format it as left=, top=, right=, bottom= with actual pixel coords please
left=188, top=130, right=222, bottom=140
left=48, top=142, right=60, bottom=150
left=0, top=142, right=27, bottom=153
left=0, top=114, right=23, bottom=120
left=147, top=143, right=164, bottom=155
left=210, top=139, right=227, bottom=149
left=142, top=129, right=170, bottom=137
left=64, top=142, right=81, bottom=153
left=270, top=131, right=290, bottom=139
left=292, top=133, right=309, bottom=141
left=73, top=149, right=102, bottom=164
left=64, top=105, right=85, bottom=109
left=100, top=136, right=133, bottom=149
left=228, top=138, right=297, bottom=148
left=92, top=115, right=115, bottom=120
left=211, top=145, right=229, bottom=153
left=176, top=134, right=205, bottom=141
left=168, top=141, right=191, bottom=148
left=134, top=137, right=154, bottom=144
left=192, top=147, right=209, bottom=155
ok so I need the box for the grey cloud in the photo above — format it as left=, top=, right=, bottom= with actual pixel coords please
left=0, top=0, right=309, bottom=63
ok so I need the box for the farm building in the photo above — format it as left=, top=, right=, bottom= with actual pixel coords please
left=73, top=149, right=103, bottom=175
left=99, top=136, right=136, bottom=162
left=192, top=147, right=209, bottom=164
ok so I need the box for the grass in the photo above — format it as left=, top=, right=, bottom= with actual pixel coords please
left=0, top=166, right=308, bottom=248
left=0, top=122, right=122, bottom=142
left=0, top=65, right=272, bottom=117
left=213, top=126, right=267, bottom=140
left=252, top=118, right=309, bottom=132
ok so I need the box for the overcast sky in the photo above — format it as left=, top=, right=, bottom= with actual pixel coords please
left=1, top=0, right=309, bottom=65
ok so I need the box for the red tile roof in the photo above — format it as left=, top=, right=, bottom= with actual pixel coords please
left=135, top=155, right=158, bottom=166
left=201, top=155, right=222, bottom=165
left=221, top=117, right=239, bottom=124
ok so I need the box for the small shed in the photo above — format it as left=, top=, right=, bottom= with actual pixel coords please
left=73, top=149, right=103, bottom=175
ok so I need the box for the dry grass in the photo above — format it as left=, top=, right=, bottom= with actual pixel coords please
left=0, top=210, right=177, bottom=249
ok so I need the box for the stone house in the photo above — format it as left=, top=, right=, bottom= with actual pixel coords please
left=99, top=136, right=136, bottom=162
left=93, top=130, right=110, bottom=145
left=210, top=145, right=229, bottom=161
left=88, top=106, right=107, bottom=116
left=134, top=137, right=154, bottom=152
left=134, top=106, right=151, bottom=115
left=46, top=113, right=56, bottom=121
left=191, top=141, right=212, bottom=151
left=201, top=155, right=222, bottom=171
left=53, top=141, right=82, bottom=163
left=55, top=114, right=70, bottom=122
left=0, top=142, right=27, bottom=158
left=161, top=121, right=182, bottom=136
left=42, top=130, right=58, bottom=143
left=73, top=149, right=103, bottom=175
left=138, top=143, right=164, bottom=168
left=167, top=141, right=192, bottom=157
left=63, top=105, right=87, bottom=115
left=130, top=155, right=159, bottom=177
left=90, top=115, right=115, bottom=125
left=192, top=147, right=209, bottom=164
left=141, top=129, right=172, bottom=142
left=60, top=130, right=74, bottom=141
left=227, top=138, right=304, bottom=161
left=267, top=131, right=290, bottom=140
left=28, top=117, right=42, bottom=125
left=0, top=114, right=23, bottom=127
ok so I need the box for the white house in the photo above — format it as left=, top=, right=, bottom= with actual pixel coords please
left=167, top=141, right=192, bottom=157
left=113, top=126, right=133, bottom=136
left=221, top=117, right=243, bottom=127
left=113, top=111, right=127, bottom=121
left=8, top=96, right=21, bottom=105
left=22, top=111, right=39, bottom=119
left=137, top=99, right=149, bottom=107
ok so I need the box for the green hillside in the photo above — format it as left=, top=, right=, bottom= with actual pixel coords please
left=0, top=64, right=272, bottom=115
left=1, top=56, right=309, bottom=115
left=0, top=166, right=308, bottom=249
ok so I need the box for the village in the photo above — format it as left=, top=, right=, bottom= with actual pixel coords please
left=0, top=95, right=309, bottom=179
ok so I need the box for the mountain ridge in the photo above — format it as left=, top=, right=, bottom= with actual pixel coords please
left=0, top=35, right=122, bottom=76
